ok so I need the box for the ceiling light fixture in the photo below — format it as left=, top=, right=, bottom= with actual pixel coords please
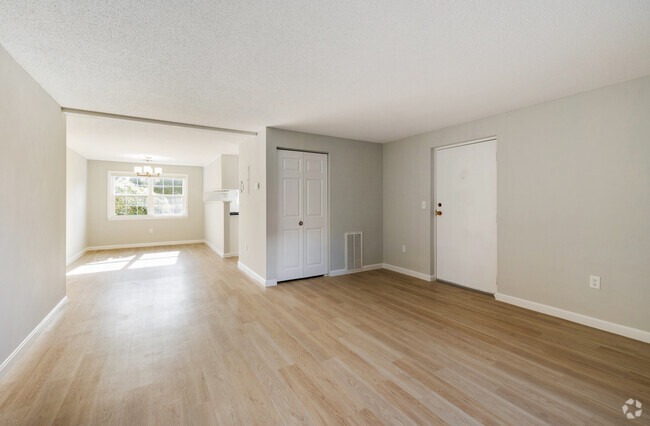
left=134, top=156, right=162, bottom=177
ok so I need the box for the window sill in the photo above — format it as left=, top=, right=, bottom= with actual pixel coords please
left=107, top=215, right=189, bottom=221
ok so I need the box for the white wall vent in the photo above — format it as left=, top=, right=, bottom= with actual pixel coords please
left=345, top=232, right=363, bottom=271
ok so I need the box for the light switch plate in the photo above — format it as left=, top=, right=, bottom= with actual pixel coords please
left=421, top=201, right=427, bottom=209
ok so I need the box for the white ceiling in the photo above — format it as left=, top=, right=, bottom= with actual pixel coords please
left=1, top=1, right=650, bottom=143
left=66, top=114, right=249, bottom=166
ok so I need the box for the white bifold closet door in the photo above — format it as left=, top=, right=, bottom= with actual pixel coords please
left=277, top=149, right=328, bottom=282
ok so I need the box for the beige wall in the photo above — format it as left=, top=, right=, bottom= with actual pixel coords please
left=0, top=46, right=66, bottom=370
left=204, top=202, right=233, bottom=256
left=383, top=75, right=650, bottom=331
left=204, top=154, right=239, bottom=191
left=66, top=148, right=88, bottom=262
left=204, top=158, right=224, bottom=253
left=266, top=128, right=383, bottom=279
left=86, top=160, right=204, bottom=247
left=204, top=202, right=225, bottom=253
left=238, top=131, right=267, bottom=278
left=230, top=215, right=239, bottom=255
left=204, top=155, right=239, bottom=256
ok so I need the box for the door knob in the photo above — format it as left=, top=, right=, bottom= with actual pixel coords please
left=299, top=221, right=303, bottom=226
left=435, top=210, right=442, bottom=216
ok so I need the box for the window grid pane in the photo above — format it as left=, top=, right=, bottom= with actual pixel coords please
left=114, top=176, right=147, bottom=195
left=154, top=178, right=184, bottom=197
left=153, top=195, right=184, bottom=216
left=112, top=175, right=185, bottom=218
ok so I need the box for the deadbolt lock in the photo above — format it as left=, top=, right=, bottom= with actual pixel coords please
left=299, top=221, right=304, bottom=226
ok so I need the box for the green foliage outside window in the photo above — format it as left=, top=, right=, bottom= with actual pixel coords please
left=113, top=176, right=184, bottom=216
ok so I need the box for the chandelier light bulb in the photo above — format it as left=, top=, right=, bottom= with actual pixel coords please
left=134, top=156, right=162, bottom=177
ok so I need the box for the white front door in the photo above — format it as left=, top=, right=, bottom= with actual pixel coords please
left=277, top=150, right=328, bottom=281
left=435, top=139, right=497, bottom=293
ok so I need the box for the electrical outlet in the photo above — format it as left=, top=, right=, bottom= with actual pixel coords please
left=589, top=275, right=601, bottom=290
left=149, top=228, right=154, bottom=234
left=401, top=245, right=407, bottom=253
left=244, top=243, right=248, bottom=251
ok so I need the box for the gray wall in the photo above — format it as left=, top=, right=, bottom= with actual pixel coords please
left=0, top=46, right=66, bottom=368
left=66, top=148, right=88, bottom=262
left=266, top=128, right=383, bottom=280
left=383, top=75, right=650, bottom=331
left=238, top=131, right=267, bottom=278
left=86, top=160, right=204, bottom=247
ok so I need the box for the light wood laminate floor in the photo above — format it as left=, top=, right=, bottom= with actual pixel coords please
left=0, top=244, right=649, bottom=425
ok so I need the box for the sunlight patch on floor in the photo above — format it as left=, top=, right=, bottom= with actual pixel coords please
left=129, top=257, right=178, bottom=269
left=67, top=251, right=180, bottom=275
left=67, top=261, right=131, bottom=275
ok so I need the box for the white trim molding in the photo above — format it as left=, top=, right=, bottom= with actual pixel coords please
left=382, top=263, right=436, bottom=282
left=86, top=240, right=204, bottom=251
left=0, top=296, right=68, bottom=382
left=204, top=241, right=238, bottom=259
left=107, top=170, right=190, bottom=221
left=495, top=293, right=650, bottom=344
left=66, top=248, right=87, bottom=266
left=204, top=241, right=224, bottom=257
left=238, top=261, right=277, bottom=287
left=329, top=263, right=383, bottom=277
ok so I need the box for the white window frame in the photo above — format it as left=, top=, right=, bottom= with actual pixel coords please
left=107, top=171, right=189, bottom=220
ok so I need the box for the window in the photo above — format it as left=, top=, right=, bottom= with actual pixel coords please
left=113, top=176, right=149, bottom=216
left=108, top=172, right=188, bottom=219
left=152, top=177, right=185, bottom=215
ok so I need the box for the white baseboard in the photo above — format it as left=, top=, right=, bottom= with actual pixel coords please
left=238, top=261, right=277, bottom=287
left=66, top=248, right=87, bottom=266
left=86, top=240, right=205, bottom=251
left=382, top=263, right=436, bottom=282
left=495, top=293, right=650, bottom=344
left=204, top=242, right=238, bottom=259
left=0, top=296, right=68, bottom=382
left=329, top=263, right=384, bottom=277
left=330, top=263, right=434, bottom=282
left=204, top=241, right=224, bottom=257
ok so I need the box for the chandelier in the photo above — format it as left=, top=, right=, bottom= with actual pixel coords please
left=134, top=156, right=162, bottom=177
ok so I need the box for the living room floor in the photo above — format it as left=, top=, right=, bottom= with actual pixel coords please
left=0, top=243, right=648, bottom=425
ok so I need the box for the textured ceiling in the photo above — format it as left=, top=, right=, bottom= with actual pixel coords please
left=66, top=114, right=248, bottom=166
left=2, top=1, right=650, bottom=143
